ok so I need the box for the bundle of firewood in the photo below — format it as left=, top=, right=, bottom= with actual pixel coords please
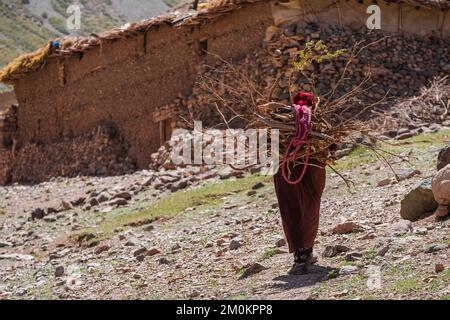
left=255, top=97, right=365, bottom=167
left=193, top=40, right=378, bottom=172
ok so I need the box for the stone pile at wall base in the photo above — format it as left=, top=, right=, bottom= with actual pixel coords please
left=6, top=125, right=135, bottom=185
left=0, top=105, right=17, bottom=150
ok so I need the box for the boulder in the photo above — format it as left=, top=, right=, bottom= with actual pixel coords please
left=432, top=164, right=450, bottom=205
left=437, top=145, right=450, bottom=170
left=400, top=178, right=438, bottom=220
left=432, top=164, right=450, bottom=218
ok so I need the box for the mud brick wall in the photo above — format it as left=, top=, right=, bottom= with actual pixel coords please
left=12, top=1, right=274, bottom=170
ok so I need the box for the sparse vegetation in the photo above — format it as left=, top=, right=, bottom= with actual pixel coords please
left=84, top=174, right=270, bottom=237
left=49, top=17, right=69, bottom=35
left=164, top=0, right=184, bottom=7
left=332, top=129, right=450, bottom=172
left=0, top=0, right=171, bottom=67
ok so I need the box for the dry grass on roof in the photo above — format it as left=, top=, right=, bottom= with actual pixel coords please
left=0, top=43, right=52, bottom=83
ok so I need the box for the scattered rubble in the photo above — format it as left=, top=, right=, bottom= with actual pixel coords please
left=9, top=125, right=135, bottom=184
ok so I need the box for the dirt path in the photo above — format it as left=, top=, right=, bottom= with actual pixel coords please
left=0, top=131, right=449, bottom=300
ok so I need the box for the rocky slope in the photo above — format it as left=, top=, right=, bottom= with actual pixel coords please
left=0, top=129, right=448, bottom=300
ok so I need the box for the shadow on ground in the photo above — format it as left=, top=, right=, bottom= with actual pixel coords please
left=269, top=265, right=339, bottom=291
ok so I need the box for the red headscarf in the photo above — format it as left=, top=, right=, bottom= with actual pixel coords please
left=292, top=92, right=314, bottom=107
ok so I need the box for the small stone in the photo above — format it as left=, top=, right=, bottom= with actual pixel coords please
left=247, top=190, right=257, bottom=196
left=70, top=197, right=86, bottom=207
left=388, top=220, right=412, bottom=237
left=219, top=167, right=243, bottom=180
left=31, top=208, right=45, bottom=220
left=0, top=253, right=34, bottom=261
left=345, top=252, right=363, bottom=261
left=46, top=207, right=59, bottom=214
left=94, top=245, right=110, bottom=255
left=142, top=177, right=155, bottom=187
left=158, top=257, right=170, bottom=265
left=396, top=168, right=421, bottom=181
left=414, top=227, right=428, bottom=235
left=238, top=263, right=268, bottom=280
left=89, top=198, right=99, bottom=207
left=331, top=222, right=362, bottom=234
left=377, top=178, right=392, bottom=187
left=339, top=265, right=358, bottom=275
left=425, top=243, right=448, bottom=253
left=0, top=241, right=13, bottom=248
left=133, top=247, right=148, bottom=257
left=114, top=191, right=132, bottom=201
left=169, top=180, right=188, bottom=192
left=229, top=239, right=242, bottom=250
left=377, top=245, right=390, bottom=257
left=60, top=201, right=72, bottom=211
left=43, top=215, right=56, bottom=222
left=252, top=182, right=265, bottom=190
left=54, top=266, right=65, bottom=277
left=136, top=254, right=145, bottom=262
left=332, top=289, right=349, bottom=298
left=146, top=247, right=161, bottom=256
left=435, top=263, right=445, bottom=273
left=96, top=192, right=110, bottom=203
left=109, top=198, right=128, bottom=207
left=188, top=290, right=200, bottom=299
left=322, top=244, right=350, bottom=258
left=124, top=240, right=138, bottom=246
left=143, top=224, right=154, bottom=232
left=396, top=131, right=415, bottom=140
left=275, top=238, right=286, bottom=247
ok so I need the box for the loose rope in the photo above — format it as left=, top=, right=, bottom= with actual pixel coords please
left=281, top=103, right=312, bottom=185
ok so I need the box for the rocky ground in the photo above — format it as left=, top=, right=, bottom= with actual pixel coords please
left=0, top=130, right=449, bottom=300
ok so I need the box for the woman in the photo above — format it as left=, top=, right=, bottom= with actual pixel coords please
left=274, top=92, right=326, bottom=275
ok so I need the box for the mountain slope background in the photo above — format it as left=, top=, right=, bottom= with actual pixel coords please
left=0, top=0, right=184, bottom=68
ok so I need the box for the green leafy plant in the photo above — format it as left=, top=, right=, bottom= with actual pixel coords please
left=293, top=40, right=346, bottom=72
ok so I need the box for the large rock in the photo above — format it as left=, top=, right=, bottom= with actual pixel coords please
left=432, top=164, right=450, bottom=217
left=437, top=145, right=450, bottom=170
left=400, top=178, right=438, bottom=221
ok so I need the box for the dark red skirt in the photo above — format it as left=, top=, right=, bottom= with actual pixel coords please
left=274, top=161, right=326, bottom=252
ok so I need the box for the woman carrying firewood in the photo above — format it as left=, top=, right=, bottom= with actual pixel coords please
left=274, top=92, right=326, bottom=275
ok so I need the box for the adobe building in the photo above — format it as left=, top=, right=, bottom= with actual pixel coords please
left=0, top=0, right=449, bottom=184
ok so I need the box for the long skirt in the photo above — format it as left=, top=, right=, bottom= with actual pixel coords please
left=273, top=161, right=326, bottom=253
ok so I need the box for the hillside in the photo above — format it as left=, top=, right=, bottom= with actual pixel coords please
left=0, top=0, right=184, bottom=68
